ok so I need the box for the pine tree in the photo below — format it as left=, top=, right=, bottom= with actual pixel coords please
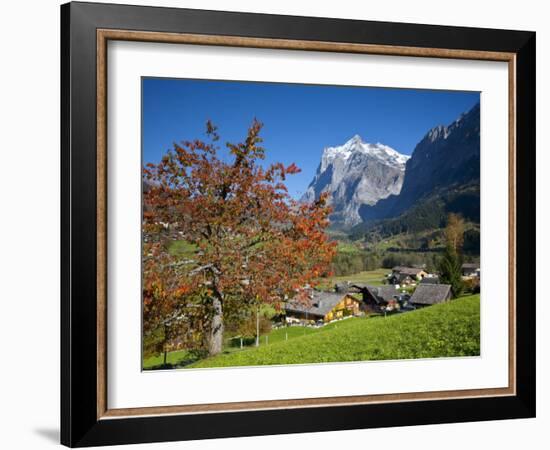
left=438, top=245, right=464, bottom=298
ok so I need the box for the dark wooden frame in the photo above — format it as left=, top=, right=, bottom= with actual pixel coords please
left=61, top=1, right=536, bottom=447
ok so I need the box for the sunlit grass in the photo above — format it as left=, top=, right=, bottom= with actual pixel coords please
left=190, top=295, right=480, bottom=368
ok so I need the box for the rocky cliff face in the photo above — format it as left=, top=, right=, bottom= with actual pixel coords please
left=302, top=103, right=480, bottom=229
left=301, top=135, right=409, bottom=227
left=359, top=102, right=481, bottom=222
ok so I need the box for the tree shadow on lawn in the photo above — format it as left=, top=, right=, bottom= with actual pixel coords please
left=144, top=345, right=251, bottom=370
left=143, top=355, right=201, bottom=371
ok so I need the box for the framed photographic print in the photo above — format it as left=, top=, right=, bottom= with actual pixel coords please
left=61, top=1, right=536, bottom=447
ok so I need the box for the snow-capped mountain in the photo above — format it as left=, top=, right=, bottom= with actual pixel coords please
left=320, top=135, right=409, bottom=171
left=302, top=135, right=410, bottom=227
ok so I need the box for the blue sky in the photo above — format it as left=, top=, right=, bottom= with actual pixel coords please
left=142, top=78, right=479, bottom=198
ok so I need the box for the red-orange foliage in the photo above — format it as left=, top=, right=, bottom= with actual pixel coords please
left=143, top=120, right=336, bottom=356
left=142, top=242, right=210, bottom=364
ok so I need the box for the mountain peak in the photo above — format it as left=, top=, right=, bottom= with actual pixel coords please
left=360, top=103, right=481, bottom=223
left=321, top=136, right=409, bottom=170
left=303, top=136, right=409, bottom=227
left=348, top=134, right=363, bottom=144
left=425, top=102, right=480, bottom=144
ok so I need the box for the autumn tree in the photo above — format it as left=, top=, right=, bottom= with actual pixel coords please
left=142, top=240, right=210, bottom=366
left=439, top=213, right=465, bottom=297
left=444, top=213, right=465, bottom=252
left=143, top=120, right=336, bottom=356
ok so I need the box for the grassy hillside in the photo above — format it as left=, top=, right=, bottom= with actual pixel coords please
left=143, top=325, right=322, bottom=370
left=189, top=294, right=480, bottom=368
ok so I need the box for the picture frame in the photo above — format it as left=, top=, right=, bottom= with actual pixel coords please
left=61, top=1, right=536, bottom=447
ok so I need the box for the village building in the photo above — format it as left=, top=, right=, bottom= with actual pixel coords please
left=409, top=284, right=452, bottom=307
left=388, top=272, right=415, bottom=286
left=462, top=263, right=480, bottom=277
left=360, top=285, right=400, bottom=313
left=333, top=283, right=404, bottom=314
left=419, top=275, right=440, bottom=285
left=388, top=266, right=428, bottom=285
left=285, top=291, right=362, bottom=324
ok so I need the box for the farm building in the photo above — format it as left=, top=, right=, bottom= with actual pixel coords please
left=361, top=285, right=399, bottom=311
left=285, top=291, right=362, bottom=324
left=332, top=283, right=400, bottom=314
left=388, top=266, right=428, bottom=285
left=419, top=275, right=440, bottom=285
left=388, top=272, right=414, bottom=286
left=410, top=284, right=452, bottom=307
left=462, top=263, right=480, bottom=277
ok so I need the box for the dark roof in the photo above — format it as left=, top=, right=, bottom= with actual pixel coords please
left=410, top=284, right=452, bottom=305
left=364, top=285, right=400, bottom=304
left=334, top=282, right=351, bottom=293
left=285, top=291, right=351, bottom=317
left=462, top=263, right=479, bottom=269
left=348, top=283, right=367, bottom=292
left=389, top=273, right=414, bottom=283
left=420, top=276, right=440, bottom=285
left=392, top=266, right=425, bottom=276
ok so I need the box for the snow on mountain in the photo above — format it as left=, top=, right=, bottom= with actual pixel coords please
left=320, top=135, right=409, bottom=171
left=302, top=135, right=410, bottom=228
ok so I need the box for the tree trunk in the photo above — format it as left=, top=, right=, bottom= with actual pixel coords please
left=208, top=295, right=224, bottom=356
left=163, top=350, right=167, bottom=367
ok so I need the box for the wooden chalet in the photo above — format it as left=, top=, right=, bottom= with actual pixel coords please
left=334, top=284, right=401, bottom=314
left=285, top=291, right=362, bottom=324
left=409, top=284, right=452, bottom=307
left=388, top=266, right=428, bottom=285
left=359, top=285, right=400, bottom=313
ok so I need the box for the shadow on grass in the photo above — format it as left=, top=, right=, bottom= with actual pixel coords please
left=144, top=345, right=254, bottom=370
left=143, top=355, right=201, bottom=371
